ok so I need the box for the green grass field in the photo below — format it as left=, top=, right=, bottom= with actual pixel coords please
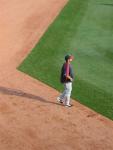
left=18, top=0, right=113, bottom=120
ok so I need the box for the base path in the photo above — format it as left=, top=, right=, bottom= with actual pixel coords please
left=0, top=0, right=113, bottom=150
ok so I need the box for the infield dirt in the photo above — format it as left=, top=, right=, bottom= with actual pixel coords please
left=0, top=0, right=113, bottom=150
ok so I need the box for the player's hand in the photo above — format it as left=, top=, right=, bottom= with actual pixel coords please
left=70, top=78, right=73, bottom=82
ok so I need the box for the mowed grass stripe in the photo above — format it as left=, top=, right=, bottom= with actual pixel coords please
left=18, top=0, right=113, bottom=120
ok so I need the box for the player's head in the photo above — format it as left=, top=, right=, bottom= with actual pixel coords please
left=65, top=54, right=74, bottom=62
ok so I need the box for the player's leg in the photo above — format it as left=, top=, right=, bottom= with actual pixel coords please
left=57, top=83, right=67, bottom=103
left=64, top=82, right=72, bottom=107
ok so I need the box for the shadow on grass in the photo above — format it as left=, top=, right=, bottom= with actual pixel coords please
left=0, top=86, right=61, bottom=106
left=100, top=3, right=113, bottom=6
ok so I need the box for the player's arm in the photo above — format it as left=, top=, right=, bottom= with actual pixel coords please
left=65, top=63, right=73, bottom=81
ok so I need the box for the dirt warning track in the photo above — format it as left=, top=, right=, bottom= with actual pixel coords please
left=0, top=0, right=113, bottom=150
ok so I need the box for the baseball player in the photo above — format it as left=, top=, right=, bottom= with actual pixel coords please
left=57, top=54, right=74, bottom=107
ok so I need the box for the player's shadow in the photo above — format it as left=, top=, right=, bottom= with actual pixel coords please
left=0, top=86, right=61, bottom=106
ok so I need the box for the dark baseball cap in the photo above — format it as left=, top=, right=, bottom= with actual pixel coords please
left=65, top=54, right=74, bottom=61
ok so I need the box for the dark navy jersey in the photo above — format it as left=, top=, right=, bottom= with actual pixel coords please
left=60, top=63, right=74, bottom=83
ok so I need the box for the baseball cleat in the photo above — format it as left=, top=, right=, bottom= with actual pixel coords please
left=57, top=97, right=63, bottom=103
